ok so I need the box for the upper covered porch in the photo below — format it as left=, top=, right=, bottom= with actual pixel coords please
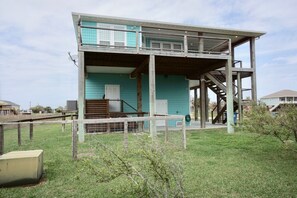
left=72, top=12, right=264, bottom=60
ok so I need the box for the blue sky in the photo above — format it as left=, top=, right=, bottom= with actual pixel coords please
left=0, top=0, right=297, bottom=109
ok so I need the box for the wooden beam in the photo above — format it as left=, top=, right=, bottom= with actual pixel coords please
left=78, top=51, right=85, bottom=142
left=200, top=75, right=206, bottom=128
left=130, top=57, right=149, bottom=78
left=149, top=55, right=156, bottom=137
left=250, top=37, right=257, bottom=101
left=226, top=58, right=234, bottom=133
left=194, top=88, right=198, bottom=121
left=237, top=72, right=243, bottom=122
left=137, top=74, right=142, bottom=113
left=0, top=125, right=3, bottom=155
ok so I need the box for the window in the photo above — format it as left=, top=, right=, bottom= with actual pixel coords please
left=279, top=97, right=285, bottom=102
left=173, top=43, right=182, bottom=51
left=150, top=41, right=183, bottom=51
left=294, top=97, right=297, bottom=102
left=98, top=23, right=111, bottom=46
left=162, top=43, right=171, bottom=51
left=287, top=97, right=293, bottom=102
left=152, top=42, right=161, bottom=49
left=97, top=23, right=126, bottom=47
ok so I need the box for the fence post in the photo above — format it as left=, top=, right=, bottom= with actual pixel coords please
left=165, top=119, right=169, bottom=143
left=124, top=120, right=128, bottom=150
left=182, top=117, right=187, bottom=149
left=62, top=112, right=66, bottom=132
left=29, top=120, right=33, bottom=140
left=18, top=123, right=21, bottom=146
left=72, top=120, right=78, bottom=160
left=0, top=125, right=4, bottom=155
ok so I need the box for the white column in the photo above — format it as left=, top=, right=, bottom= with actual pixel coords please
left=78, top=51, right=85, bottom=142
left=226, top=58, right=234, bottom=133
left=149, top=55, right=156, bottom=137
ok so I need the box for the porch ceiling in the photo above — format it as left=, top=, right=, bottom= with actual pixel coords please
left=85, top=52, right=226, bottom=79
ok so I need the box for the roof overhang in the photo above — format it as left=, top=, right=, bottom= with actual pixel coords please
left=72, top=12, right=266, bottom=46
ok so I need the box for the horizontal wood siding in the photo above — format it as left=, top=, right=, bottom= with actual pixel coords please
left=81, top=21, right=97, bottom=44
left=81, top=22, right=140, bottom=48
left=85, top=73, right=189, bottom=126
left=127, top=25, right=140, bottom=47
left=86, top=73, right=137, bottom=113
left=142, top=75, right=189, bottom=126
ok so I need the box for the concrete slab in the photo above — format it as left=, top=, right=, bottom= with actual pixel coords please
left=0, top=150, right=43, bottom=187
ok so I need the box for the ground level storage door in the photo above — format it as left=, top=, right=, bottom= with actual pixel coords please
left=105, top=84, right=121, bottom=112
left=156, top=100, right=168, bottom=126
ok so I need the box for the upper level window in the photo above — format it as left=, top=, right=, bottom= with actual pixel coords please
left=151, top=41, right=183, bottom=52
left=97, top=23, right=126, bottom=47
left=287, top=97, right=293, bottom=102
left=279, top=97, right=285, bottom=102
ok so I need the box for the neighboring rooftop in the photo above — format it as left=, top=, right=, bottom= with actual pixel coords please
left=0, top=100, right=20, bottom=107
left=261, top=90, right=297, bottom=99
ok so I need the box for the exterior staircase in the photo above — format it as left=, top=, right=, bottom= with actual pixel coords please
left=205, top=72, right=239, bottom=124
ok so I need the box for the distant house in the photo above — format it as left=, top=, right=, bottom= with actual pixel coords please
left=260, top=89, right=297, bottom=111
left=0, top=100, right=20, bottom=115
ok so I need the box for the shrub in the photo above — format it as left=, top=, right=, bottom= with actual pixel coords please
left=82, top=137, right=185, bottom=197
left=239, top=104, right=297, bottom=144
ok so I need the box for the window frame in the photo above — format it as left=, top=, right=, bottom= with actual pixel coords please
left=97, top=23, right=127, bottom=47
left=150, top=40, right=183, bottom=52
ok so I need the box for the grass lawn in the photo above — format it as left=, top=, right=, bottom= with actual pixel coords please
left=1, top=124, right=297, bottom=197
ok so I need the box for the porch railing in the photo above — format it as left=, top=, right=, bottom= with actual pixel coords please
left=78, top=24, right=231, bottom=56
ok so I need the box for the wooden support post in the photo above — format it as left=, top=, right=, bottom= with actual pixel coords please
left=182, top=117, right=186, bottom=149
left=250, top=38, right=257, bottom=101
left=226, top=57, right=235, bottom=133
left=136, top=31, right=139, bottom=53
left=137, top=74, right=143, bottom=131
left=216, top=95, right=221, bottom=123
left=194, top=88, right=198, bottom=121
left=165, top=120, right=168, bottom=143
left=200, top=75, right=206, bottom=128
left=0, top=125, right=4, bottom=155
left=62, top=112, right=66, bottom=132
left=149, top=54, right=156, bottom=138
left=184, top=34, right=188, bottom=54
left=205, top=87, right=209, bottom=122
left=72, top=120, right=78, bottom=160
left=237, top=72, right=243, bottom=122
left=78, top=51, right=85, bottom=142
left=18, top=123, right=21, bottom=146
left=124, top=121, right=128, bottom=150
left=198, top=32, right=204, bottom=53
left=29, top=121, right=33, bottom=140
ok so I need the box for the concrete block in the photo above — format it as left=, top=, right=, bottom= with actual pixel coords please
left=0, top=150, right=43, bottom=187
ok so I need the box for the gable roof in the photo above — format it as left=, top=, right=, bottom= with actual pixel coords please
left=261, top=90, right=297, bottom=99
left=0, top=100, right=20, bottom=107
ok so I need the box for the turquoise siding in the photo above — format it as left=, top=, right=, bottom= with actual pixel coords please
left=86, top=73, right=189, bottom=125
left=86, top=73, right=137, bottom=113
left=80, top=21, right=140, bottom=47
left=81, top=21, right=97, bottom=44
left=127, top=25, right=140, bottom=47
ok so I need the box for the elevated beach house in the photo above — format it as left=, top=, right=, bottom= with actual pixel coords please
left=260, top=89, right=297, bottom=112
left=72, top=12, right=265, bottom=141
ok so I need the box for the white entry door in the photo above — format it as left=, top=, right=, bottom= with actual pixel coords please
left=156, top=100, right=168, bottom=126
left=105, top=85, right=121, bottom=112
